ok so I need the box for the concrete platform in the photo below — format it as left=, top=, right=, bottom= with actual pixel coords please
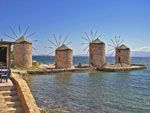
left=11, top=64, right=148, bottom=75
left=11, top=67, right=94, bottom=74
left=97, top=64, right=147, bottom=72
left=27, top=68, right=94, bottom=74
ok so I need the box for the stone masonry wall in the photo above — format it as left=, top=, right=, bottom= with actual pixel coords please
left=55, top=49, right=72, bottom=68
left=11, top=73, right=41, bottom=113
left=13, top=43, right=32, bottom=68
left=89, top=43, right=105, bottom=67
left=115, top=49, right=130, bottom=65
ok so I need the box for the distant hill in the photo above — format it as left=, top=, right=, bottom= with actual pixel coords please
left=33, top=51, right=150, bottom=57
left=131, top=51, right=150, bottom=57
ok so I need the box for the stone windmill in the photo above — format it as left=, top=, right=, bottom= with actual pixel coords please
left=82, top=30, right=106, bottom=67
left=47, top=34, right=73, bottom=69
left=108, top=36, right=130, bottom=65
left=5, top=26, right=37, bottom=68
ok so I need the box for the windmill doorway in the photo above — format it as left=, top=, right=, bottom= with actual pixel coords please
left=0, top=41, right=12, bottom=70
left=118, top=57, right=121, bottom=63
left=0, top=46, right=7, bottom=66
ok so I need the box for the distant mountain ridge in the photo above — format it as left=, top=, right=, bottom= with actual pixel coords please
left=131, top=51, right=150, bottom=57
left=33, top=51, right=150, bottom=57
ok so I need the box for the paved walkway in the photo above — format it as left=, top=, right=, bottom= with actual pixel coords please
left=0, top=79, right=24, bottom=113
left=0, top=79, right=13, bottom=87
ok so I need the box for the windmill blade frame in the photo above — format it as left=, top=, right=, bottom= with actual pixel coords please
left=47, top=34, right=72, bottom=55
left=53, top=34, right=59, bottom=47
left=58, top=35, right=62, bottom=47
left=9, top=26, right=18, bottom=38
left=66, top=41, right=71, bottom=46
left=4, top=33, right=16, bottom=40
left=81, top=30, right=101, bottom=54
left=108, top=35, right=124, bottom=57
left=111, top=39, right=116, bottom=47
left=91, top=30, right=93, bottom=38
left=23, top=26, right=29, bottom=37
left=82, top=37, right=91, bottom=42
left=84, top=32, right=92, bottom=42
left=26, top=32, right=35, bottom=39
left=108, top=44, right=115, bottom=48
left=18, top=25, right=21, bottom=35
left=108, top=48, right=115, bottom=52
left=48, top=39, right=57, bottom=47
left=6, top=25, right=35, bottom=42
left=118, top=39, right=124, bottom=46
left=115, top=36, right=118, bottom=46
left=108, top=51, right=115, bottom=57
left=32, top=47, right=36, bottom=50
left=62, top=35, right=68, bottom=44
left=117, top=36, right=121, bottom=46
left=96, top=35, right=101, bottom=39
left=93, top=31, right=97, bottom=39
left=81, top=42, right=89, bottom=45
left=32, top=39, right=38, bottom=42
left=49, top=51, right=55, bottom=55
left=82, top=45, right=89, bottom=52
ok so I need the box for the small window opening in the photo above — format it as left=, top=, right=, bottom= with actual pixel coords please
left=118, top=57, right=121, bottom=63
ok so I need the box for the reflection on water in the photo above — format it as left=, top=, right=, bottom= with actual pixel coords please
left=27, top=69, right=150, bottom=113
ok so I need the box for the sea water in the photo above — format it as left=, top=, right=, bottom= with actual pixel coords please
left=27, top=56, right=150, bottom=113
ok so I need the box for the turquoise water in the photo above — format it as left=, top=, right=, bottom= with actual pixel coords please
left=33, top=56, right=150, bottom=66
left=28, top=57, right=150, bottom=113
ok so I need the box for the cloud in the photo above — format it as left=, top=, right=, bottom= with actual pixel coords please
left=132, top=46, right=150, bottom=52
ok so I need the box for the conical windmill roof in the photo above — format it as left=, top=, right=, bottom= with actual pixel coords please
left=117, top=44, right=129, bottom=50
left=15, top=36, right=31, bottom=44
left=56, top=44, right=71, bottom=50
left=91, top=38, right=105, bottom=44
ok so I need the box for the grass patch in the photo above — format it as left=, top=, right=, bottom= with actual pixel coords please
left=11, top=61, right=41, bottom=70
left=20, top=73, right=32, bottom=82
left=41, top=109, right=55, bottom=113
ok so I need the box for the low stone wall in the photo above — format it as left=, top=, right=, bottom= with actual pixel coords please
left=0, top=94, right=8, bottom=112
left=97, top=65, right=147, bottom=72
left=27, top=68, right=94, bottom=74
left=11, top=73, right=41, bottom=113
left=11, top=64, right=148, bottom=75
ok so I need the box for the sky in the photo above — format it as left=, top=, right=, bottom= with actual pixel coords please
left=0, top=0, right=150, bottom=55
